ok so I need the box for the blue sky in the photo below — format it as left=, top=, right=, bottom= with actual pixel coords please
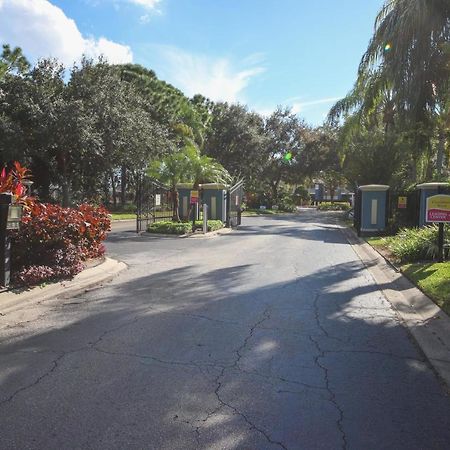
left=0, top=0, right=384, bottom=125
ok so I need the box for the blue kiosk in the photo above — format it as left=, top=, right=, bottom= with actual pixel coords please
left=199, top=183, right=228, bottom=222
left=176, top=183, right=198, bottom=221
left=354, top=185, right=389, bottom=236
left=177, top=183, right=228, bottom=222
left=416, top=182, right=450, bottom=227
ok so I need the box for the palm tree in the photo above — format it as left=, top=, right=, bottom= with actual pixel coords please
left=330, top=0, right=450, bottom=182
left=149, top=144, right=230, bottom=222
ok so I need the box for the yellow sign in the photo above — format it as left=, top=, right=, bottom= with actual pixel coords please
left=398, top=196, right=407, bottom=209
left=426, top=194, right=450, bottom=222
left=190, top=190, right=199, bottom=204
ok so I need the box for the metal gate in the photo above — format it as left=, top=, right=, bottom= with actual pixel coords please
left=136, top=175, right=174, bottom=232
left=226, top=180, right=244, bottom=228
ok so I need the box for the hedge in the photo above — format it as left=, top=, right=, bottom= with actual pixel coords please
left=317, top=202, right=351, bottom=211
left=11, top=203, right=110, bottom=286
left=148, top=220, right=224, bottom=235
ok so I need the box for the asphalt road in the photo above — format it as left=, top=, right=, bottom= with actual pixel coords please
left=1, top=211, right=449, bottom=449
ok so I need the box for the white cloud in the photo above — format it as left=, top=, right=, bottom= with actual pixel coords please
left=128, top=0, right=160, bottom=9
left=156, top=46, right=265, bottom=103
left=0, top=0, right=133, bottom=67
left=139, top=14, right=151, bottom=24
left=289, top=97, right=342, bottom=114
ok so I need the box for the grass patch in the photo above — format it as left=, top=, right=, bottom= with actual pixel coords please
left=110, top=213, right=136, bottom=220
left=402, top=262, right=450, bottom=316
left=365, top=237, right=386, bottom=247
left=242, top=209, right=280, bottom=216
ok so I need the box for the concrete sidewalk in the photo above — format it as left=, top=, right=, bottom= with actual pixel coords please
left=0, top=257, right=126, bottom=316
left=342, top=226, right=450, bottom=391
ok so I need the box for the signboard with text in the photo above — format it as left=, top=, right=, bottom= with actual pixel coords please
left=190, top=190, right=199, bottom=204
left=397, top=196, right=407, bottom=209
left=426, top=194, right=450, bottom=223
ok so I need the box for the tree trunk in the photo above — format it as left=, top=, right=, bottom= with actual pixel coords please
left=172, top=188, right=180, bottom=222
left=103, top=173, right=110, bottom=207
left=110, top=171, right=117, bottom=209
left=436, top=128, right=446, bottom=179
left=61, top=178, right=71, bottom=207
left=120, top=165, right=127, bottom=208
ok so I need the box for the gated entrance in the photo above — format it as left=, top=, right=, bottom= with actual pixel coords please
left=136, top=175, right=174, bottom=232
left=226, top=180, right=244, bottom=228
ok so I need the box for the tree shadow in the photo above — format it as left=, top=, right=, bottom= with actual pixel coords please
left=1, top=260, right=449, bottom=449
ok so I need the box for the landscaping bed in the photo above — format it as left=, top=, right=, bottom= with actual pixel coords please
left=242, top=208, right=290, bottom=216
left=147, top=220, right=224, bottom=235
left=364, top=226, right=450, bottom=316
left=317, top=202, right=351, bottom=211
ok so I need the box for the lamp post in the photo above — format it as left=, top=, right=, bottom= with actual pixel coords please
left=0, top=193, right=23, bottom=287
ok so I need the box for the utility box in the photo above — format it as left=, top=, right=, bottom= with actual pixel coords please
left=314, top=183, right=324, bottom=203
left=416, top=182, right=450, bottom=227
left=354, top=185, right=389, bottom=236
left=199, top=183, right=228, bottom=222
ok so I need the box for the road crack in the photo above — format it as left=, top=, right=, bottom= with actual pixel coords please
left=197, top=305, right=290, bottom=450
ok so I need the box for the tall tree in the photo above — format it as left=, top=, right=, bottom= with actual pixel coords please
left=203, top=102, right=265, bottom=189
left=329, top=0, right=450, bottom=185
left=0, top=44, right=29, bottom=79
left=261, top=108, right=310, bottom=202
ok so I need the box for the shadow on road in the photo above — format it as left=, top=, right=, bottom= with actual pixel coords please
left=1, top=254, right=449, bottom=449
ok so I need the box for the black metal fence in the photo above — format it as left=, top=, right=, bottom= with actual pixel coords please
left=136, top=175, right=173, bottom=232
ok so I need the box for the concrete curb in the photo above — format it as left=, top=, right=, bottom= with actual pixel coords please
left=341, top=226, right=450, bottom=390
left=0, top=257, right=127, bottom=315
left=187, top=227, right=234, bottom=238
left=146, top=227, right=234, bottom=239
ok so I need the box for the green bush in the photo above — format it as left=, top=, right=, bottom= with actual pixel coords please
left=194, top=220, right=224, bottom=231
left=11, top=203, right=110, bottom=286
left=147, top=221, right=192, bottom=235
left=317, top=202, right=351, bottom=211
left=277, top=192, right=297, bottom=212
left=386, top=225, right=450, bottom=263
left=148, top=220, right=224, bottom=235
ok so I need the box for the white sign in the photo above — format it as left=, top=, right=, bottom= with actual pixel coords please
left=155, top=194, right=161, bottom=206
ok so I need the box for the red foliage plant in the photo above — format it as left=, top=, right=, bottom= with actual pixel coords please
left=0, top=161, right=34, bottom=206
left=11, top=203, right=111, bottom=286
left=0, top=162, right=111, bottom=287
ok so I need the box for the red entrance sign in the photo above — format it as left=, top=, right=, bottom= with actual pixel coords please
left=427, top=209, right=450, bottom=222
left=426, top=195, right=450, bottom=223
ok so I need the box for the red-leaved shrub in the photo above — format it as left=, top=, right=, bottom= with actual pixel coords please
left=11, top=203, right=111, bottom=286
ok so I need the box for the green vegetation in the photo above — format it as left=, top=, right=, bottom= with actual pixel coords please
left=193, top=220, right=224, bottom=232
left=242, top=209, right=280, bottom=216
left=384, top=226, right=449, bottom=263
left=365, top=237, right=385, bottom=248
left=329, top=1, right=450, bottom=189
left=147, top=221, right=192, bottom=235
left=147, top=219, right=224, bottom=235
left=110, top=213, right=136, bottom=220
left=403, top=263, right=450, bottom=316
left=317, top=202, right=351, bottom=212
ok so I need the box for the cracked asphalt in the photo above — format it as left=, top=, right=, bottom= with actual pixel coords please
left=1, top=210, right=450, bottom=449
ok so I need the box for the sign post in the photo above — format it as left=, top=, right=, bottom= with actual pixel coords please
left=425, top=194, right=450, bottom=262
